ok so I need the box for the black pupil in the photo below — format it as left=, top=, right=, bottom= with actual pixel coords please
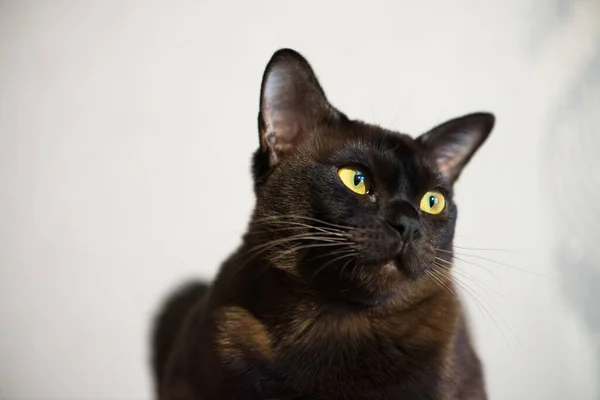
left=429, top=195, right=438, bottom=208
left=353, top=173, right=364, bottom=186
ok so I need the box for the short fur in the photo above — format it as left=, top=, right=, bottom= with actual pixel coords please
left=151, top=49, right=495, bottom=400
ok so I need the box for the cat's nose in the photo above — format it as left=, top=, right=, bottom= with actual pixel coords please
left=387, top=202, right=421, bottom=243
left=389, top=215, right=421, bottom=243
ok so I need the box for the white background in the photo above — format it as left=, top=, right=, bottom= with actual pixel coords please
left=1, top=1, right=599, bottom=399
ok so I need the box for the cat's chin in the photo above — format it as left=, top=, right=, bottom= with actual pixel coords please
left=380, top=259, right=416, bottom=279
left=382, top=259, right=423, bottom=283
left=381, top=261, right=399, bottom=273
left=347, top=260, right=437, bottom=306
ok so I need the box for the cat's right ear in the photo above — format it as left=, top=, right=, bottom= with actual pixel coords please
left=258, top=49, right=339, bottom=166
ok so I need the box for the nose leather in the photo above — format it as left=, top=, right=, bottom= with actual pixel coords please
left=386, top=201, right=421, bottom=243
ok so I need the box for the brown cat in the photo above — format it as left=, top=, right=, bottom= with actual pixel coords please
left=151, top=48, right=494, bottom=399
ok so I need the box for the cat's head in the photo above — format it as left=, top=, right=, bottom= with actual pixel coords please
left=249, top=49, right=494, bottom=304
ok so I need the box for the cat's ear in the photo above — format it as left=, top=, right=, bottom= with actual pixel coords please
left=258, top=49, right=339, bottom=165
left=417, top=112, right=495, bottom=182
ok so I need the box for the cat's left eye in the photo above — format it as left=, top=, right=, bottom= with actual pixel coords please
left=419, top=191, right=446, bottom=214
left=338, top=167, right=370, bottom=195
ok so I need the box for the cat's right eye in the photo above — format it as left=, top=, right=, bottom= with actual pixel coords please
left=338, top=167, right=371, bottom=195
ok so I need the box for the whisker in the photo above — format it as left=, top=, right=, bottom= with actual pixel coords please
left=250, top=221, right=350, bottom=237
left=252, top=214, right=356, bottom=231
left=339, top=257, right=354, bottom=280
left=240, top=234, right=350, bottom=264
left=436, top=247, right=543, bottom=277
left=275, top=242, right=355, bottom=261
left=453, top=245, right=518, bottom=253
left=436, top=266, right=519, bottom=347
left=453, top=252, right=543, bottom=277
left=434, top=256, right=504, bottom=298
left=435, top=267, right=504, bottom=343
left=312, top=252, right=358, bottom=278
left=449, top=264, right=507, bottom=299
left=350, top=263, right=360, bottom=281
left=248, top=233, right=349, bottom=253
left=305, top=247, right=358, bottom=263
left=283, top=242, right=353, bottom=254
left=434, top=250, right=498, bottom=281
left=426, top=269, right=457, bottom=300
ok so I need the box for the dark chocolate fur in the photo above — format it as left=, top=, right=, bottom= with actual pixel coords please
left=151, top=49, right=495, bottom=400
left=151, top=281, right=210, bottom=396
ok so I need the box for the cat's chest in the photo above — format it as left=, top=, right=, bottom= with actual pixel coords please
left=258, top=329, right=444, bottom=399
left=209, top=302, right=450, bottom=399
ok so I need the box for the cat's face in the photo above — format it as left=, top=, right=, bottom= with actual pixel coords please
left=250, top=49, right=494, bottom=304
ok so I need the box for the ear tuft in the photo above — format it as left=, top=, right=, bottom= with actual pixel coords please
left=417, top=112, right=495, bottom=182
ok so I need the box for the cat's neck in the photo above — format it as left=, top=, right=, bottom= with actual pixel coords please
left=221, top=244, right=460, bottom=337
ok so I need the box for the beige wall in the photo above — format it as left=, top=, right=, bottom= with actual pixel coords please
left=1, top=1, right=599, bottom=399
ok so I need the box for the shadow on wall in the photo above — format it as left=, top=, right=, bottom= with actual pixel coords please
left=545, top=46, right=600, bottom=386
left=528, top=0, right=600, bottom=390
left=526, top=0, right=592, bottom=52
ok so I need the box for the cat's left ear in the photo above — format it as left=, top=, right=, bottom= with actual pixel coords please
left=417, top=112, right=495, bottom=182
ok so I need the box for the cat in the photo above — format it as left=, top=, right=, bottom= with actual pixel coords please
left=151, top=48, right=495, bottom=400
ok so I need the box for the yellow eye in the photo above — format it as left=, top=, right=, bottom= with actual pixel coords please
left=338, top=167, right=370, bottom=195
left=420, top=191, right=446, bottom=214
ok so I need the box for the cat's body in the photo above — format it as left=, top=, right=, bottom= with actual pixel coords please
left=152, top=49, right=494, bottom=400
left=157, top=265, right=483, bottom=400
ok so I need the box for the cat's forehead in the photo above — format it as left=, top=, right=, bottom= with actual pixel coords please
left=315, top=121, right=446, bottom=192
left=323, top=122, right=431, bottom=168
